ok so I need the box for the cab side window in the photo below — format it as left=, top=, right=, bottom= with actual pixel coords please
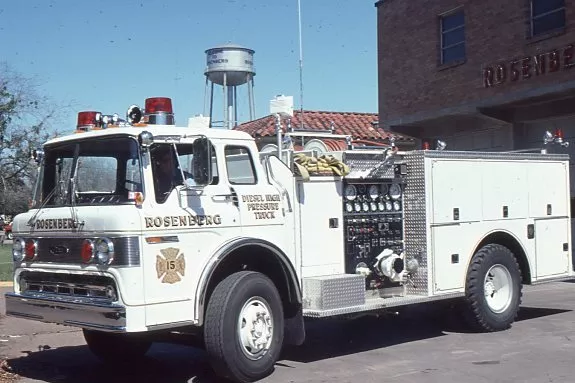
left=225, top=145, right=256, bottom=184
left=177, top=144, right=219, bottom=185
left=150, top=145, right=181, bottom=204
left=151, top=143, right=219, bottom=204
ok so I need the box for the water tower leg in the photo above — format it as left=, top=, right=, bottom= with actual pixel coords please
left=227, top=86, right=235, bottom=129
left=248, top=75, right=255, bottom=121
left=234, top=86, right=238, bottom=128
left=223, top=72, right=228, bottom=129
left=203, top=77, right=209, bottom=116
left=208, top=81, right=214, bottom=128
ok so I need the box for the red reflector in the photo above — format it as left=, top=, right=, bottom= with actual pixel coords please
left=422, top=141, right=430, bottom=150
left=81, top=240, right=94, bottom=263
left=24, top=239, right=37, bottom=261
left=77, top=111, right=100, bottom=129
left=145, top=97, right=173, bottom=114
left=555, top=128, right=564, bottom=139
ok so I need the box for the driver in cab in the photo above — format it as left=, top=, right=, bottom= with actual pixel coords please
left=151, top=145, right=182, bottom=203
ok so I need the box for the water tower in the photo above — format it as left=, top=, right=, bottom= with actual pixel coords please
left=204, top=44, right=256, bottom=129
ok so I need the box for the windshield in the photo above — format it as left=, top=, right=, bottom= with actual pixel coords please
left=32, top=136, right=142, bottom=207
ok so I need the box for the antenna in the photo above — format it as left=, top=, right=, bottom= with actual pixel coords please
left=297, top=0, right=304, bottom=130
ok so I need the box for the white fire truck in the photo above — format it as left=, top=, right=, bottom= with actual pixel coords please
left=4, top=97, right=574, bottom=383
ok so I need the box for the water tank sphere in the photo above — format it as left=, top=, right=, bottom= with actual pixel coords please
left=204, top=44, right=255, bottom=86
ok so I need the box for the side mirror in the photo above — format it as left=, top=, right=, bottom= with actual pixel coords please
left=191, top=136, right=212, bottom=186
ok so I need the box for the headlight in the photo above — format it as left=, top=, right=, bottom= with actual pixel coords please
left=95, top=238, right=115, bottom=265
left=12, top=238, right=25, bottom=262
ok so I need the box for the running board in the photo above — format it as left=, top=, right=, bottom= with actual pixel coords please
left=301, top=274, right=464, bottom=318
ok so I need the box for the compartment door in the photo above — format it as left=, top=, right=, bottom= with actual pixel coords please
left=535, top=218, right=570, bottom=279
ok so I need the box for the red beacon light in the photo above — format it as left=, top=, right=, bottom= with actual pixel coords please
left=76, top=111, right=101, bottom=132
left=144, top=97, right=175, bottom=125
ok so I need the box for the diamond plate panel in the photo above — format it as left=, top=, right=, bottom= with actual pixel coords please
left=303, top=292, right=465, bottom=318
left=404, top=151, right=428, bottom=296
left=302, top=274, right=365, bottom=311
left=343, top=151, right=405, bottom=179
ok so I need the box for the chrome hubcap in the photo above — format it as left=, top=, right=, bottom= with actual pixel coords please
left=484, top=264, right=513, bottom=313
left=238, top=297, right=273, bottom=360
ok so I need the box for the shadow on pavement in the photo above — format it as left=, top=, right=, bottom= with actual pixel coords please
left=5, top=343, right=218, bottom=383
left=515, top=306, right=571, bottom=321
left=3, top=303, right=571, bottom=382
left=281, top=303, right=572, bottom=363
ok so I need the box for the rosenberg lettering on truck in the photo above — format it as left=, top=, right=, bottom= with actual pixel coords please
left=144, top=214, right=222, bottom=228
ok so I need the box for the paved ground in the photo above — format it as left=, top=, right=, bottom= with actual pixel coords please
left=1, top=281, right=575, bottom=383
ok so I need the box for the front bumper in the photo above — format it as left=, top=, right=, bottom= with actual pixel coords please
left=5, top=292, right=126, bottom=332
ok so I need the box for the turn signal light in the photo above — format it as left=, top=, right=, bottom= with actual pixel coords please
left=81, top=239, right=95, bottom=263
left=24, top=239, right=38, bottom=261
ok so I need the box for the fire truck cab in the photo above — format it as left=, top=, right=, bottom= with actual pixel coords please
left=4, top=97, right=574, bottom=383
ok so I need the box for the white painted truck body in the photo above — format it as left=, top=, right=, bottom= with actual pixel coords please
left=3, top=121, right=573, bottom=383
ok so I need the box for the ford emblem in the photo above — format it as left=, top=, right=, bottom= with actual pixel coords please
left=49, top=245, right=69, bottom=255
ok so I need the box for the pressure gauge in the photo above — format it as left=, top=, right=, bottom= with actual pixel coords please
left=393, top=201, right=401, bottom=211
left=362, top=202, right=369, bottom=212
left=344, top=184, right=357, bottom=201
left=386, top=201, right=393, bottom=211
left=346, top=203, right=353, bottom=213
left=354, top=202, right=361, bottom=212
left=380, top=184, right=389, bottom=196
left=370, top=202, right=377, bottom=212
left=389, top=183, right=402, bottom=200
left=378, top=202, right=385, bottom=211
left=368, top=185, right=379, bottom=200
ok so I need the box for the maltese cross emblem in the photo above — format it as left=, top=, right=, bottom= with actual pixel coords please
left=156, top=247, right=186, bottom=284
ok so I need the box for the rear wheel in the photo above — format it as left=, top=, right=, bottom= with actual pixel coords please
left=204, top=271, right=284, bottom=383
left=83, top=329, right=152, bottom=363
left=462, top=244, right=522, bottom=332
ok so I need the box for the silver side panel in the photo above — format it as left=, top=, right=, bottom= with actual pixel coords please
left=421, top=150, right=569, bottom=161
left=404, top=151, right=429, bottom=296
left=303, top=292, right=465, bottom=318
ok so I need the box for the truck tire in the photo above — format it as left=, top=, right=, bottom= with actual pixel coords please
left=462, top=244, right=522, bottom=332
left=83, top=329, right=152, bottom=363
left=204, top=271, right=284, bottom=383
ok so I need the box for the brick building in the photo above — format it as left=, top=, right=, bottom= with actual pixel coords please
left=376, top=0, right=575, bottom=156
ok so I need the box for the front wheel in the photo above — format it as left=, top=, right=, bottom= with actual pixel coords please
left=204, top=271, right=284, bottom=383
left=462, top=244, right=523, bottom=332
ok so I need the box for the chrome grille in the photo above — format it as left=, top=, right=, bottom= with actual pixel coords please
left=20, top=271, right=118, bottom=302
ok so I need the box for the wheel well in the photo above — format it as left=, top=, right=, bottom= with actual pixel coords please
left=475, top=231, right=531, bottom=284
left=204, top=245, right=300, bottom=319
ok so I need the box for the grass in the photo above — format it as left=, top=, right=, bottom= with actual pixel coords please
left=0, top=244, right=12, bottom=282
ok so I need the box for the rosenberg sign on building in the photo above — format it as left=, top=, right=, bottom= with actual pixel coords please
left=483, top=44, right=575, bottom=88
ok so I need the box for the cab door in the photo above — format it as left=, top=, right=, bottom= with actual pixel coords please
left=141, top=142, right=241, bottom=327
left=221, top=144, right=294, bottom=257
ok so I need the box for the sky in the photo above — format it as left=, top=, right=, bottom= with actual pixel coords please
left=0, top=0, right=378, bottom=134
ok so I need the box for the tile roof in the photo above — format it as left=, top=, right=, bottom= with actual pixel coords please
left=234, top=110, right=412, bottom=142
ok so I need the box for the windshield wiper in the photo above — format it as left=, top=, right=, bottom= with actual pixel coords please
left=27, top=183, right=60, bottom=227
left=69, top=175, right=84, bottom=227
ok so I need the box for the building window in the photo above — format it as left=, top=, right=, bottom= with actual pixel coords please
left=440, top=10, right=465, bottom=65
left=531, top=0, right=565, bottom=37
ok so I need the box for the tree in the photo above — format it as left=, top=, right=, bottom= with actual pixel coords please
left=0, top=62, right=65, bottom=217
